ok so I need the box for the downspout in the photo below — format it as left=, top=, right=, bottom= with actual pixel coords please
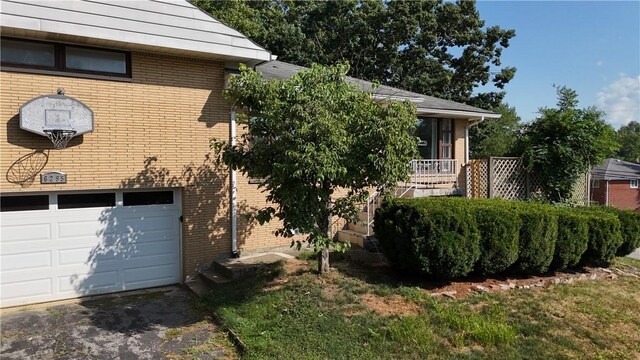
left=230, top=110, right=239, bottom=257
left=605, top=180, right=609, bottom=206
left=465, top=116, right=485, bottom=197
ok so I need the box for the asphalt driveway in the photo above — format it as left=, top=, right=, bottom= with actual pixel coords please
left=0, top=287, right=229, bottom=360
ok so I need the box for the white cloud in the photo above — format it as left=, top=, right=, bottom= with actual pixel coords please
left=596, top=74, right=640, bottom=128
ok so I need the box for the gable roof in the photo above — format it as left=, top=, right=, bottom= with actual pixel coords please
left=591, top=158, right=640, bottom=180
left=0, top=0, right=271, bottom=64
left=256, top=61, right=500, bottom=119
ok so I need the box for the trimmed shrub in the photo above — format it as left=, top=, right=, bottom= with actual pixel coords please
left=551, top=209, right=589, bottom=270
left=471, top=201, right=521, bottom=275
left=374, top=198, right=480, bottom=279
left=512, top=204, right=558, bottom=274
left=575, top=207, right=624, bottom=265
left=598, top=207, right=640, bottom=256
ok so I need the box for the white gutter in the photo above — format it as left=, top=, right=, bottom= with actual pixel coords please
left=230, top=110, right=238, bottom=257
left=418, top=108, right=501, bottom=119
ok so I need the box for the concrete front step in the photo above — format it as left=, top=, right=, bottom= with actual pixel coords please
left=348, top=221, right=372, bottom=235
left=213, top=253, right=294, bottom=279
left=337, top=229, right=366, bottom=247
left=184, top=277, right=211, bottom=298
left=200, top=268, right=233, bottom=285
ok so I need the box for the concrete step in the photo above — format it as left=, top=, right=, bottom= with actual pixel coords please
left=213, top=253, right=293, bottom=279
left=412, top=188, right=464, bottom=197
left=199, top=268, right=233, bottom=285
left=337, top=229, right=366, bottom=247
left=348, top=221, right=372, bottom=235
left=184, top=277, right=211, bottom=298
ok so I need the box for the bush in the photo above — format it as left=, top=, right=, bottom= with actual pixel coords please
left=512, top=204, right=558, bottom=274
left=471, top=201, right=521, bottom=275
left=599, top=208, right=640, bottom=256
left=576, top=208, right=623, bottom=266
left=551, top=209, right=589, bottom=270
left=374, top=198, right=480, bottom=279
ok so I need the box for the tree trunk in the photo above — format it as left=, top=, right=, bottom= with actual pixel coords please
left=318, top=247, right=330, bottom=273
left=317, top=196, right=332, bottom=274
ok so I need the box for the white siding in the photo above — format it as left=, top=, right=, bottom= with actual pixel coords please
left=0, top=0, right=271, bottom=62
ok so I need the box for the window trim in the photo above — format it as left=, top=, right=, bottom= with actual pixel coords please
left=1, top=37, right=131, bottom=78
left=631, top=179, right=638, bottom=189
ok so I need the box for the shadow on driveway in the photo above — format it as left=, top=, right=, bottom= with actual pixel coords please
left=0, top=287, right=229, bottom=360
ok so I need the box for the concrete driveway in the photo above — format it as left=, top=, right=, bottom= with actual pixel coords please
left=0, top=287, right=229, bottom=360
left=629, top=247, right=640, bottom=261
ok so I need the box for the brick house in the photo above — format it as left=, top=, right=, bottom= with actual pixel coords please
left=0, top=0, right=498, bottom=307
left=590, top=158, right=640, bottom=211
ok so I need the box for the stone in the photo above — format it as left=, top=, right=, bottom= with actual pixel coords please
left=508, top=282, right=516, bottom=289
left=554, top=278, right=561, bottom=285
left=590, top=273, right=597, bottom=280
left=499, top=284, right=510, bottom=291
left=443, top=291, right=457, bottom=298
left=601, top=268, right=613, bottom=274
left=473, top=285, right=489, bottom=293
left=523, top=285, right=531, bottom=289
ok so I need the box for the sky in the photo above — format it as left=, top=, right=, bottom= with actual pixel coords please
left=475, top=0, right=640, bottom=128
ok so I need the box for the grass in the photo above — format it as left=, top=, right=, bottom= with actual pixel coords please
left=203, top=257, right=640, bottom=360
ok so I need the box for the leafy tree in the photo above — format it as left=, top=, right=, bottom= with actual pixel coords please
left=192, top=0, right=516, bottom=109
left=469, top=103, right=521, bottom=158
left=520, top=86, right=618, bottom=202
left=212, top=63, right=418, bottom=273
left=616, top=121, right=640, bottom=163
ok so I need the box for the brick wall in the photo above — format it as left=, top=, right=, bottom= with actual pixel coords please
left=591, top=180, right=640, bottom=210
left=0, top=52, right=291, bottom=277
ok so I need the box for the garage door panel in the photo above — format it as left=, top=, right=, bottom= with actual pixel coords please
left=1, top=278, right=52, bottom=301
left=1, top=189, right=181, bottom=308
left=1, top=251, right=52, bottom=272
left=1, top=222, right=51, bottom=244
left=58, top=270, right=121, bottom=295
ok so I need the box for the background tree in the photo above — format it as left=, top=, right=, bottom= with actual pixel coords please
left=616, top=121, right=640, bottom=163
left=213, top=63, right=418, bottom=273
left=520, top=86, right=618, bottom=202
left=193, top=0, right=516, bottom=109
left=469, top=103, right=521, bottom=158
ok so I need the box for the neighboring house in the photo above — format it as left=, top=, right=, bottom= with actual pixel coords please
left=0, top=0, right=498, bottom=307
left=590, top=158, right=640, bottom=211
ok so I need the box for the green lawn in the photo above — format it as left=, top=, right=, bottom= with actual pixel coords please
left=202, top=256, right=640, bottom=360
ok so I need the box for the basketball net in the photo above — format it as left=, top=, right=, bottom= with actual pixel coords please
left=44, top=130, right=77, bottom=150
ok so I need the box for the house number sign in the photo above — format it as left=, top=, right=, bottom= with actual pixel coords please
left=41, top=171, right=67, bottom=184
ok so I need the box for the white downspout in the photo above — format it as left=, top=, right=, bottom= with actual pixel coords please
left=230, top=110, right=239, bottom=257
left=605, top=180, right=609, bottom=206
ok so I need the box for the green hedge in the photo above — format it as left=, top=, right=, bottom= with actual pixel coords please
left=471, top=201, right=521, bottom=275
left=512, top=204, right=558, bottom=274
left=374, top=197, right=628, bottom=280
left=550, top=209, right=589, bottom=270
left=374, top=198, right=480, bottom=279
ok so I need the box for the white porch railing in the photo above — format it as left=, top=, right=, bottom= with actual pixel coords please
left=409, top=159, right=457, bottom=187
left=362, top=159, right=458, bottom=236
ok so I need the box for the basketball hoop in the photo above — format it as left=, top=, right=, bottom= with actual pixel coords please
left=44, top=129, right=77, bottom=150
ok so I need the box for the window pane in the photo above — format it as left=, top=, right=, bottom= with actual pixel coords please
left=123, top=191, right=173, bottom=206
left=442, top=132, right=451, bottom=145
left=442, top=146, right=451, bottom=159
left=65, top=46, right=127, bottom=74
left=1, top=195, right=49, bottom=212
left=1, top=39, right=55, bottom=67
left=442, top=119, right=452, bottom=131
left=416, top=118, right=437, bottom=159
left=58, top=193, right=115, bottom=209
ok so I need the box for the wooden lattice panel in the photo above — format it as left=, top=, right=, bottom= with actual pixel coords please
left=468, top=159, right=488, bottom=198
left=569, top=172, right=590, bottom=206
left=490, top=158, right=528, bottom=200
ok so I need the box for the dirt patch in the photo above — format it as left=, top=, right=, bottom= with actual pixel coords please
left=283, top=259, right=309, bottom=274
left=359, top=293, right=422, bottom=317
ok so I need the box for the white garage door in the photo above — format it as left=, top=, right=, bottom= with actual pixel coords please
left=1, top=189, right=181, bottom=308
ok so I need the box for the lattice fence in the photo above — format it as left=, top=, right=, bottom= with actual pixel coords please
left=467, top=159, right=488, bottom=198
left=467, top=157, right=588, bottom=204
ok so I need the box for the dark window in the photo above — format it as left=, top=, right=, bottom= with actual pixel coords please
left=123, top=191, right=173, bottom=206
left=1, top=37, right=131, bottom=77
left=65, top=46, right=127, bottom=74
left=58, top=193, right=115, bottom=209
left=1, top=38, right=55, bottom=68
left=1, top=195, right=49, bottom=212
